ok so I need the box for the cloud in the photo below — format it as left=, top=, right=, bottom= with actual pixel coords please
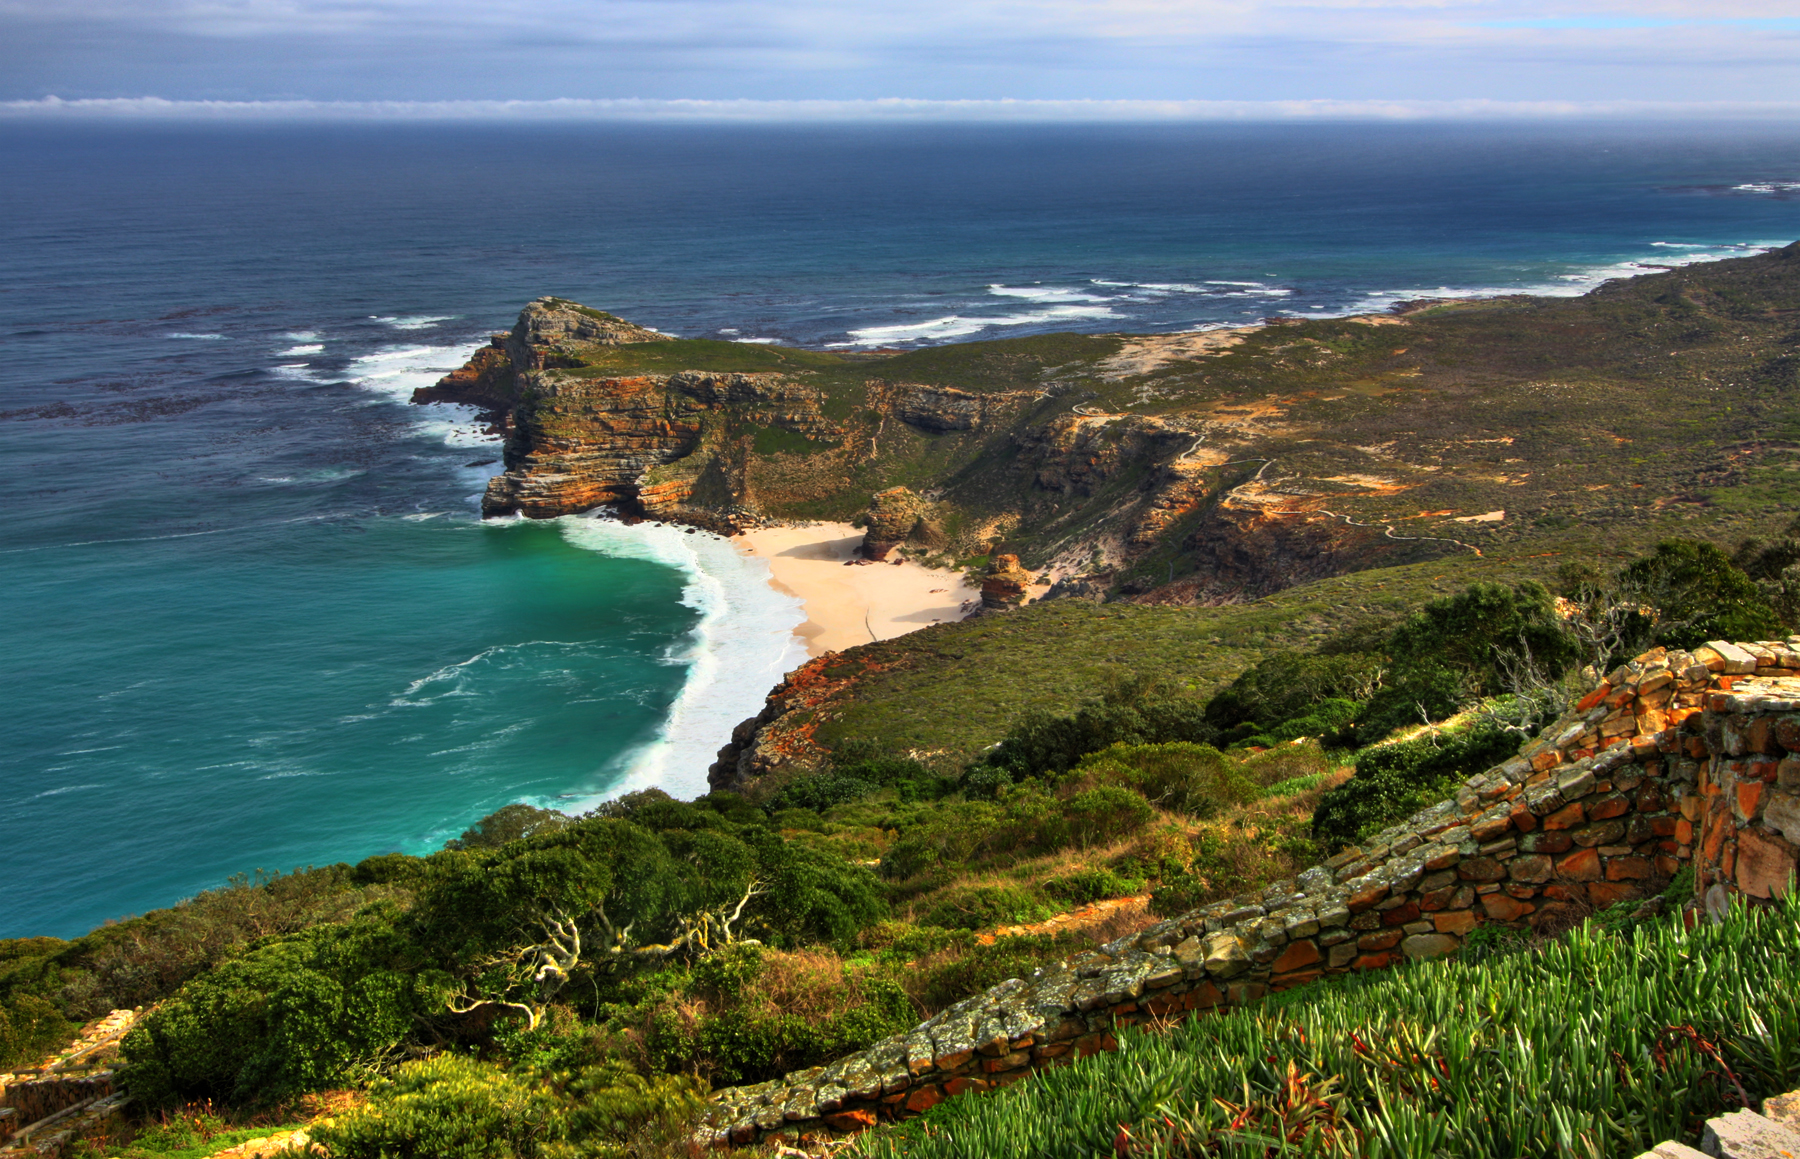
left=6, top=95, right=1800, bottom=120
left=2, top=0, right=1798, bottom=104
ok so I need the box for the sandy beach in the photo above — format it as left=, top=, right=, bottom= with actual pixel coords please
left=736, top=522, right=976, bottom=656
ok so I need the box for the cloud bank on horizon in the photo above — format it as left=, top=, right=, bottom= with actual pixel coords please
left=1, top=0, right=1795, bottom=112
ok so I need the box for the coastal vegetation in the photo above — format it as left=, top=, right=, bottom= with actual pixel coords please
left=7, top=526, right=1791, bottom=1157
left=11, top=245, right=1800, bottom=1156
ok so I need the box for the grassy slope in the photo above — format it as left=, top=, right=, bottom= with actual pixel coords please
left=800, top=507, right=1781, bottom=761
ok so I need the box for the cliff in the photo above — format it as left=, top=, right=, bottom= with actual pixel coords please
left=424, top=244, right=1800, bottom=604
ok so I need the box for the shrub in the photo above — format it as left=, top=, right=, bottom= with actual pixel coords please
left=119, top=921, right=423, bottom=1107
left=1068, top=743, right=1257, bottom=818
left=1311, top=726, right=1521, bottom=851
left=1620, top=539, right=1787, bottom=649
left=0, top=993, right=74, bottom=1072
left=637, top=946, right=917, bottom=1085
left=985, top=678, right=1214, bottom=778
left=919, top=885, right=1055, bottom=931
left=1062, top=786, right=1155, bottom=848
left=308, top=1055, right=558, bottom=1159
left=1043, top=867, right=1146, bottom=906
left=1203, top=652, right=1384, bottom=734
left=445, top=805, right=571, bottom=851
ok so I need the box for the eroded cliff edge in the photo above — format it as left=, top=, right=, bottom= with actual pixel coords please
left=422, top=244, right=1800, bottom=616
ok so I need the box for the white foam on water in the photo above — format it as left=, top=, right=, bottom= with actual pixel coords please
left=988, top=284, right=1108, bottom=303
left=731, top=337, right=781, bottom=344
left=167, top=332, right=227, bottom=340
left=281, top=343, right=324, bottom=355
left=338, top=339, right=502, bottom=451
left=834, top=303, right=1119, bottom=346
left=371, top=314, right=458, bottom=330
left=553, top=514, right=806, bottom=803
left=1324, top=239, right=1790, bottom=319
left=1734, top=182, right=1800, bottom=194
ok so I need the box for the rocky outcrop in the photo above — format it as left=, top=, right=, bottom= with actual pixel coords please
left=978, top=554, right=1033, bottom=610
left=889, top=384, right=1028, bottom=433
left=708, top=655, right=861, bottom=793
left=479, top=369, right=835, bottom=524
left=699, top=639, right=1800, bottom=1148
left=859, top=487, right=942, bottom=560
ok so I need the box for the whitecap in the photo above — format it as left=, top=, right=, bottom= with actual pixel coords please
left=552, top=514, right=806, bottom=802
left=167, top=332, right=227, bottom=340
left=371, top=314, right=457, bottom=330
left=730, top=337, right=781, bottom=344
left=30, top=783, right=104, bottom=799
left=1733, top=182, right=1800, bottom=195
left=987, top=284, right=1108, bottom=303
left=837, top=303, right=1119, bottom=346
left=280, top=343, right=324, bottom=355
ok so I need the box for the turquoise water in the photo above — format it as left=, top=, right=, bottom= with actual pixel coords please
left=3, top=120, right=1799, bottom=937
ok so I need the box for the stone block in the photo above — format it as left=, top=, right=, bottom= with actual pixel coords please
left=1523, top=831, right=1574, bottom=854
left=1358, top=929, right=1404, bottom=951
left=1346, top=881, right=1390, bottom=912
left=1588, top=793, right=1631, bottom=821
left=1701, top=1108, right=1800, bottom=1158
left=1606, top=857, right=1655, bottom=881
left=1573, top=820, right=1628, bottom=847
left=1737, top=828, right=1799, bottom=899
left=1481, top=893, right=1534, bottom=921
left=1761, top=1092, right=1800, bottom=1129
left=904, top=1086, right=943, bottom=1114
left=1433, top=909, right=1479, bottom=935
left=1381, top=902, right=1422, bottom=927
left=1458, top=857, right=1507, bottom=883
left=1203, top=933, right=1251, bottom=978
left=1353, top=952, right=1392, bottom=970
left=1327, top=942, right=1359, bottom=968
left=1270, top=939, right=1321, bottom=974
left=1704, top=642, right=1758, bottom=675
left=1738, top=782, right=1770, bottom=823
left=1543, top=802, right=1587, bottom=830
left=1766, top=791, right=1800, bottom=845
left=1402, top=933, right=1459, bottom=960
left=1557, top=846, right=1603, bottom=881
left=1510, top=854, right=1554, bottom=883
left=941, top=1076, right=989, bottom=1097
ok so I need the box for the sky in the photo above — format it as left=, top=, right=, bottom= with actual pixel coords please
left=0, top=0, right=1796, bottom=112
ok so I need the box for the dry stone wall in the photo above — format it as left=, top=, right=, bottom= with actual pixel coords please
left=699, top=638, right=1800, bottom=1149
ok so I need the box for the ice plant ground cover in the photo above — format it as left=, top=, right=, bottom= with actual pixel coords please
left=860, top=893, right=1800, bottom=1159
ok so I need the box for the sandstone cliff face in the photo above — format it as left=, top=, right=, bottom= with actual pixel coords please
left=481, top=368, right=836, bottom=524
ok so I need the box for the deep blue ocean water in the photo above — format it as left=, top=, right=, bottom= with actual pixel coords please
left=3, top=119, right=1799, bottom=938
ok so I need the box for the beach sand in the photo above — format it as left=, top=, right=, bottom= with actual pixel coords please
left=736, top=522, right=977, bottom=656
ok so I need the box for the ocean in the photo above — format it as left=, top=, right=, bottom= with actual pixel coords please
left=3, top=118, right=1798, bottom=938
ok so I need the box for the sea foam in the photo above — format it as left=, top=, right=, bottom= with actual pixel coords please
left=554, top=514, right=806, bottom=803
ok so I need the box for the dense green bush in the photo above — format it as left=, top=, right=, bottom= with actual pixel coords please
left=1203, top=652, right=1384, bottom=736
left=1619, top=539, right=1787, bottom=649
left=0, top=992, right=74, bottom=1071
left=636, top=944, right=918, bottom=1085
left=310, top=1054, right=706, bottom=1159
left=983, top=677, right=1215, bottom=778
left=919, top=885, right=1055, bottom=931
left=119, top=919, right=425, bottom=1107
left=1045, top=866, right=1146, bottom=906
left=1065, top=743, right=1257, bottom=818
left=445, top=804, right=572, bottom=851
left=1311, top=726, right=1521, bottom=851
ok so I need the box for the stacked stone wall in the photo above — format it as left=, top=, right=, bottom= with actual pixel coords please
left=699, top=639, right=1800, bottom=1149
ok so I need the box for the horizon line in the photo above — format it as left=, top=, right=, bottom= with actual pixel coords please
left=6, top=96, right=1800, bottom=123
